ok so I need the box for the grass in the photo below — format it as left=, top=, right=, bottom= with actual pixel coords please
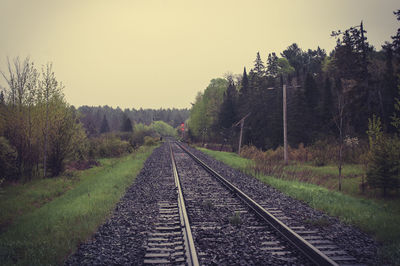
left=287, top=163, right=364, bottom=177
left=197, top=147, right=400, bottom=265
left=0, top=144, right=157, bottom=266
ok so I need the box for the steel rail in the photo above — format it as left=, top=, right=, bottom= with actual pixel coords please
left=169, top=142, right=199, bottom=266
left=176, top=141, right=338, bottom=266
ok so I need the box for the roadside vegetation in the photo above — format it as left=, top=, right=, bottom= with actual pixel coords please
left=0, top=144, right=157, bottom=265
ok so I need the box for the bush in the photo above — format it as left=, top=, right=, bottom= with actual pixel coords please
left=150, top=121, right=177, bottom=137
left=310, top=139, right=336, bottom=166
left=129, top=130, right=150, bottom=148
left=144, top=136, right=158, bottom=146
left=366, top=136, right=400, bottom=197
left=240, top=145, right=284, bottom=176
left=0, top=137, right=18, bottom=181
left=88, top=134, right=132, bottom=158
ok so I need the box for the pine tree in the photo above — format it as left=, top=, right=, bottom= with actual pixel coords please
left=100, top=114, right=110, bottom=134
left=366, top=116, right=400, bottom=197
left=253, top=52, right=265, bottom=77
left=391, top=10, right=400, bottom=55
left=391, top=84, right=400, bottom=133
left=238, top=67, right=249, bottom=116
left=218, top=81, right=237, bottom=130
left=121, top=114, right=133, bottom=132
left=320, top=77, right=334, bottom=133
left=304, top=73, right=319, bottom=112
left=267, top=53, right=279, bottom=78
left=289, top=86, right=311, bottom=146
left=0, top=90, right=4, bottom=104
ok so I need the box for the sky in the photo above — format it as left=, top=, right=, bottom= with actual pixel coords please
left=0, top=0, right=399, bottom=109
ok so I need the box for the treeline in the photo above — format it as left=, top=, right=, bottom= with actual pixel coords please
left=188, top=12, right=400, bottom=152
left=0, top=58, right=181, bottom=182
left=78, top=105, right=189, bottom=137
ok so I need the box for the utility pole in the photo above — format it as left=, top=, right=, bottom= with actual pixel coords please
left=282, top=83, right=300, bottom=165
left=283, top=84, right=288, bottom=165
left=234, top=112, right=250, bottom=155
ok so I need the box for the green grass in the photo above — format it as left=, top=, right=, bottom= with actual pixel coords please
left=0, top=145, right=157, bottom=265
left=197, top=147, right=254, bottom=169
left=198, top=147, right=400, bottom=265
left=0, top=175, right=81, bottom=233
left=287, top=163, right=364, bottom=177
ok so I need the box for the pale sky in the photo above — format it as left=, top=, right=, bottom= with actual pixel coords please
left=0, top=0, right=398, bottom=108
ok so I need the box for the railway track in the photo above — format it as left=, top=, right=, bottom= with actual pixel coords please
left=154, top=141, right=361, bottom=265
left=67, top=142, right=373, bottom=265
left=142, top=144, right=198, bottom=265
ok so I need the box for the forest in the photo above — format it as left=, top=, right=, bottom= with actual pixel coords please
left=78, top=105, right=189, bottom=137
left=187, top=11, right=400, bottom=196
left=188, top=20, right=399, bottom=148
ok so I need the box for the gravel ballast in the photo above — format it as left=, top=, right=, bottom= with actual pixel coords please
left=66, top=142, right=378, bottom=265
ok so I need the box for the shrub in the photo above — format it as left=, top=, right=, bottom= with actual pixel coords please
left=144, top=136, right=158, bottom=146
left=366, top=136, right=400, bottom=197
left=310, top=139, right=336, bottom=166
left=88, top=134, right=132, bottom=158
left=289, top=143, right=310, bottom=162
left=129, top=130, right=150, bottom=148
left=0, top=137, right=18, bottom=181
left=150, top=121, right=177, bottom=137
left=240, top=145, right=284, bottom=176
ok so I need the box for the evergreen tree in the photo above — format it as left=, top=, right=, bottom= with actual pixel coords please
left=381, top=44, right=398, bottom=131
left=331, top=22, right=372, bottom=134
left=320, top=77, right=334, bottom=133
left=366, top=116, right=400, bottom=197
left=267, top=53, right=279, bottom=78
left=391, top=84, right=400, bottom=133
left=391, top=10, right=400, bottom=56
left=253, top=52, right=265, bottom=77
left=0, top=90, right=4, bottom=105
left=304, top=73, right=319, bottom=112
left=238, top=67, right=249, bottom=116
left=218, top=81, right=237, bottom=130
left=281, top=43, right=305, bottom=78
left=100, top=114, right=110, bottom=133
left=121, top=115, right=133, bottom=132
left=288, top=85, right=311, bottom=146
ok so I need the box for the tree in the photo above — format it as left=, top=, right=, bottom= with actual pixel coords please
left=267, top=53, right=279, bottom=78
left=0, top=136, right=18, bottom=181
left=121, top=114, right=133, bottom=132
left=1, top=57, right=40, bottom=178
left=281, top=43, right=305, bottom=77
left=217, top=80, right=237, bottom=144
left=238, top=67, right=249, bottom=116
left=320, top=77, right=334, bottom=134
left=277, top=58, right=295, bottom=77
left=253, top=52, right=265, bottom=77
left=151, top=121, right=177, bottom=137
left=333, top=78, right=349, bottom=191
left=1, top=57, right=87, bottom=180
left=391, top=9, right=400, bottom=56
left=187, top=78, right=228, bottom=142
left=0, top=90, right=4, bottom=104
left=40, top=63, right=61, bottom=177
left=47, top=98, right=85, bottom=176
left=331, top=22, right=372, bottom=134
left=100, top=114, right=110, bottom=133
left=366, top=115, right=400, bottom=197
left=391, top=80, right=400, bottom=134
